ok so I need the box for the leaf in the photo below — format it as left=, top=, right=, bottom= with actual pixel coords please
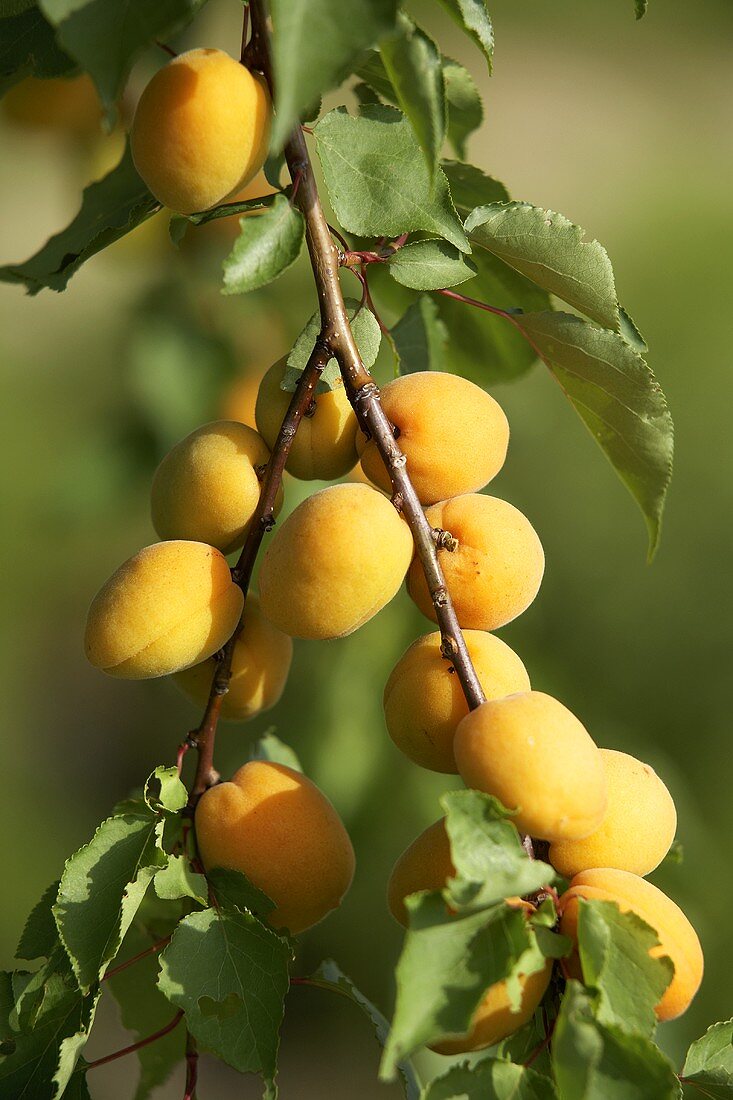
left=0, top=145, right=158, bottom=294
left=270, top=0, right=398, bottom=149
left=423, top=1057, right=558, bottom=1100
left=354, top=51, right=397, bottom=101
left=16, top=882, right=60, bottom=962
left=551, top=981, right=680, bottom=1100
left=576, top=899, right=673, bottom=1038
left=388, top=239, right=477, bottom=291
left=143, top=766, right=188, bottom=815
left=0, top=972, right=14, bottom=1043
left=682, top=1019, right=733, bottom=1099
left=392, top=295, right=447, bottom=374
left=380, top=13, right=445, bottom=172
left=443, top=159, right=510, bottom=217
left=442, top=790, right=556, bottom=912
left=154, top=856, right=208, bottom=907
left=283, top=297, right=381, bottom=393
left=308, top=960, right=421, bottom=1100
left=0, top=6, right=75, bottom=94
left=222, top=193, right=304, bottom=295
left=314, top=105, right=469, bottom=253
left=512, top=310, right=673, bottom=557
left=635, top=0, right=648, bottom=18
left=157, top=907, right=290, bottom=1090
left=465, top=202, right=621, bottom=331
left=53, top=812, right=165, bottom=992
left=170, top=192, right=280, bottom=245
left=434, top=0, right=494, bottom=72
left=443, top=59, right=483, bottom=158
left=249, top=731, right=303, bottom=773
left=206, top=867, right=276, bottom=924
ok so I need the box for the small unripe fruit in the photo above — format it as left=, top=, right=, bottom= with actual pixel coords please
left=174, top=594, right=292, bottom=720
left=195, top=761, right=355, bottom=934
left=258, top=483, right=413, bottom=639
left=151, top=421, right=281, bottom=554
left=387, top=819, right=454, bottom=927
left=549, top=750, right=677, bottom=878
left=357, top=372, right=509, bottom=505
left=558, top=869, right=704, bottom=1021
left=131, top=48, right=271, bottom=214
left=454, top=692, right=607, bottom=841
left=255, top=358, right=359, bottom=480
left=383, top=631, right=530, bottom=773
left=407, top=495, right=544, bottom=631
left=85, top=541, right=243, bottom=679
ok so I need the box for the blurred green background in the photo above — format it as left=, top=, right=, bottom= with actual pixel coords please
left=1, top=0, right=731, bottom=1095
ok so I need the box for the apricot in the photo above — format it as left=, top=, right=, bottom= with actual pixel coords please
left=407, top=495, right=544, bottom=631
left=258, top=483, right=413, bottom=639
left=549, top=750, right=677, bottom=878
left=151, top=420, right=281, bottom=554
left=255, top=358, right=359, bottom=481
left=387, top=819, right=455, bottom=927
left=558, top=869, right=704, bottom=1021
left=2, top=75, right=101, bottom=136
left=195, top=761, right=355, bottom=933
left=221, top=367, right=268, bottom=428
left=383, top=631, right=530, bottom=773
left=131, top=48, right=272, bottom=214
left=357, top=372, right=509, bottom=504
left=85, top=541, right=243, bottom=679
left=454, top=691, right=607, bottom=841
left=174, top=594, right=292, bottom=720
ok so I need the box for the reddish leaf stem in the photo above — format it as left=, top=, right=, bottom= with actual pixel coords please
left=86, top=1010, right=184, bottom=1070
left=102, top=936, right=171, bottom=982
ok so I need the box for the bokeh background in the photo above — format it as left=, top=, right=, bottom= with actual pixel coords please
left=1, top=0, right=730, bottom=1095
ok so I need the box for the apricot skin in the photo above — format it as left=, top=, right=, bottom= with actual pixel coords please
left=357, top=372, right=509, bottom=505
left=256, top=358, right=358, bottom=480
left=558, top=869, right=704, bottom=1021
left=195, top=761, right=355, bottom=934
left=383, top=631, right=530, bottom=773
left=131, top=48, right=271, bottom=214
left=454, top=691, right=607, bottom=841
left=549, top=750, right=677, bottom=878
left=84, top=541, right=243, bottom=679
left=174, top=594, right=292, bottom=721
left=151, top=420, right=281, bottom=555
left=407, top=495, right=544, bottom=631
left=387, top=819, right=455, bottom=928
left=258, top=483, right=413, bottom=640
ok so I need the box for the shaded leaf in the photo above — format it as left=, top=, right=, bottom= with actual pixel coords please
left=222, top=193, right=304, bottom=295
left=682, top=1019, right=733, bottom=1099
left=392, top=295, right=447, bottom=374
left=207, top=867, right=276, bottom=923
left=423, top=1057, right=558, bottom=1099
left=435, top=0, right=494, bottom=71
left=443, top=59, right=483, bottom=158
left=380, top=13, right=445, bottom=171
left=443, top=159, right=509, bottom=218
left=170, top=192, right=279, bottom=245
left=388, top=239, right=477, bottom=291
left=283, top=297, right=380, bottom=393
left=16, top=882, right=60, bottom=963
left=0, top=6, right=75, bottom=95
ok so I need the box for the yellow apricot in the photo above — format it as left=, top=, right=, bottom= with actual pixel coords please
left=151, top=421, right=281, bottom=554
left=258, top=483, right=413, bottom=639
left=407, top=495, right=544, bottom=631
left=174, top=594, right=292, bottom=720
left=255, top=358, right=359, bottom=481
left=85, top=541, right=243, bottom=679
left=454, top=691, right=607, bottom=841
left=549, top=750, right=677, bottom=878
left=131, top=48, right=271, bottom=214
left=387, top=819, right=455, bottom=927
left=2, top=75, right=102, bottom=136
left=384, top=631, right=530, bottom=773
left=558, top=869, right=704, bottom=1021
left=195, top=761, right=355, bottom=933
left=357, top=372, right=509, bottom=504
left=219, top=371, right=265, bottom=429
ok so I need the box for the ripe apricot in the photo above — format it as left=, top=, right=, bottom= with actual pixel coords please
left=151, top=420, right=281, bottom=554
left=387, top=819, right=455, bottom=927
left=558, top=869, right=704, bottom=1021
left=174, top=594, right=292, bottom=720
left=255, top=358, right=359, bottom=481
left=195, top=761, right=355, bottom=933
left=383, top=631, right=530, bottom=773
left=549, top=750, right=677, bottom=878
left=454, top=691, right=607, bottom=841
left=407, top=495, right=544, bottom=631
left=131, top=48, right=271, bottom=214
left=258, top=483, right=413, bottom=639
left=357, top=372, right=509, bottom=504
left=2, top=75, right=101, bottom=136
left=221, top=367, right=268, bottom=428
left=85, top=541, right=243, bottom=679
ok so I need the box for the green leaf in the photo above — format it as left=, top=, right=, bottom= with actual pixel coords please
left=380, top=13, right=445, bottom=172
left=388, top=239, right=477, bottom=291
left=512, top=310, right=673, bottom=558
left=0, top=6, right=75, bottom=94
left=682, top=1019, right=733, bottom=1099
left=314, top=105, right=469, bottom=253
left=465, top=202, right=621, bottom=331
left=443, top=160, right=509, bottom=217
left=222, top=193, right=304, bottom=296
left=283, top=297, right=381, bottom=393
left=635, top=0, right=648, bottom=18
left=157, top=907, right=290, bottom=1090
left=53, top=812, right=165, bottom=992
left=0, top=144, right=158, bottom=294
left=442, top=790, right=555, bottom=912
left=16, top=882, right=60, bottom=963
left=143, top=766, right=188, bottom=815
left=552, top=981, right=680, bottom=1100
left=249, top=731, right=303, bottom=773
left=354, top=50, right=396, bottom=101
left=308, top=960, right=421, bottom=1100
left=423, top=1057, right=558, bottom=1100
left=576, top=899, right=673, bottom=1038
left=206, top=867, right=276, bottom=924
left=392, top=295, right=448, bottom=374
left=0, top=972, right=14, bottom=1043
left=270, top=0, right=398, bottom=149
left=434, top=0, right=494, bottom=72
left=170, top=192, right=280, bottom=245
left=13, top=947, right=74, bottom=1032
left=618, top=306, right=647, bottom=353
left=443, top=59, right=483, bottom=158
left=154, top=856, right=208, bottom=906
